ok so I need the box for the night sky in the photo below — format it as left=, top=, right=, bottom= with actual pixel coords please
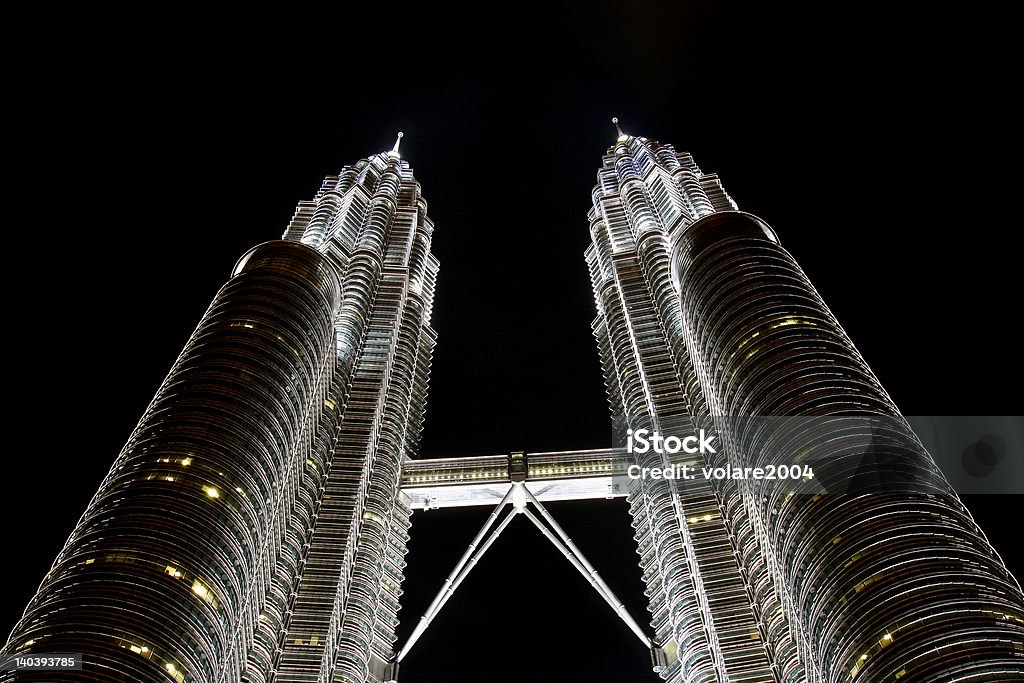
left=5, top=3, right=1020, bottom=682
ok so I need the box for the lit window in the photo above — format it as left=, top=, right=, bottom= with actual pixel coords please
left=105, top=552, right=136, bottom=564
left=192, top=578, right=219, bottom=610
left=129, top=644, right=152, bottom=659
left=165, top=662, right=185, bottom=682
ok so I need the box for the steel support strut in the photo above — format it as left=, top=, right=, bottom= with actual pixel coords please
left=519, top=507, right=652, bottom=648
left=390, top=482, right=662, bottom=678
left=519, top=484, right=654, bottom=649
left=396, top=485, right=517, bottom=663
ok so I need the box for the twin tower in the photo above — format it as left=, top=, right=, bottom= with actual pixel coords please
left=3, top=129, right=1023, bottom=683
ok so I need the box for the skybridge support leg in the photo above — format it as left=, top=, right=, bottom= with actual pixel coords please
left=394, top=486, right=517, bottom=664
left=520, top=484, right=654, bottom=650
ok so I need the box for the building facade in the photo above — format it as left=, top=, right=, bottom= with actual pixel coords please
left=586, top=125, right=1024, bottom=682
left=3, top=129, right=1024, bottom=683
left=1, top=141, right=438, bottom=683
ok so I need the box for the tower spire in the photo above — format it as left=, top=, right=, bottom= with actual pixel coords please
left=612, top=117, right=627, bottom=141
left=389, top=131, right=404, bottom=158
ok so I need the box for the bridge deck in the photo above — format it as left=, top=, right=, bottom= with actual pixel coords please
left=399, top=448, right=631, bottom=510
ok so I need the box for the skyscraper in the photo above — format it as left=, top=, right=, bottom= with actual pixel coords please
left=586, top=121, right=1024, bottom=682
left=3, top=126, right=1023, bottom=683
left=1, top=137, right=438, bottom=683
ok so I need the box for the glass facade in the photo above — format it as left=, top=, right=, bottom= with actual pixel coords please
left=670, top=211, right=1024, bottom=682
left=2, top=241, right=341, bottom=682
left=1, top=148, right=438, bottom=683
left=587, top=135, right=778, bottom=683
left=257, top=150, right=437, bottom=683
left=587, top=131, right=1024, bottom=682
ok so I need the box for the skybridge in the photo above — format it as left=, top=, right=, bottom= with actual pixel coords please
left=391, top=449, right=668, bottom=682
left=400, top=448, right=632, bottom=510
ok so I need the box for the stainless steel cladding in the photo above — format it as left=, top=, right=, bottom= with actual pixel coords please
left=588, top=128, right=1024, bottom=683
left=3, top=240, right=341, bottom=682
left=1, top=145, right=439, bottom=683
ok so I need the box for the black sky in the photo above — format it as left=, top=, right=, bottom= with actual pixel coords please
left=4, top=3, right=1020, bottom=681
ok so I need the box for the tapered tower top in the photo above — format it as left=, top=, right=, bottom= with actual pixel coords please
left=612, top=117, right=627, bottom=142
left=389, top=131, right=404, bottom=158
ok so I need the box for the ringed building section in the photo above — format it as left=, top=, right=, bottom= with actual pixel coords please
left=669, top=210, right=1024, bottom=682
left=2, top=241, right=342, bottom=683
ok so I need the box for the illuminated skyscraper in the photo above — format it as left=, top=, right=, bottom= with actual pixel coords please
left=586, top=120, right=1024, bottom=682
left=3, top=126, right=1024, bottom=683
left=1, top=136, right=438, bottom=683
